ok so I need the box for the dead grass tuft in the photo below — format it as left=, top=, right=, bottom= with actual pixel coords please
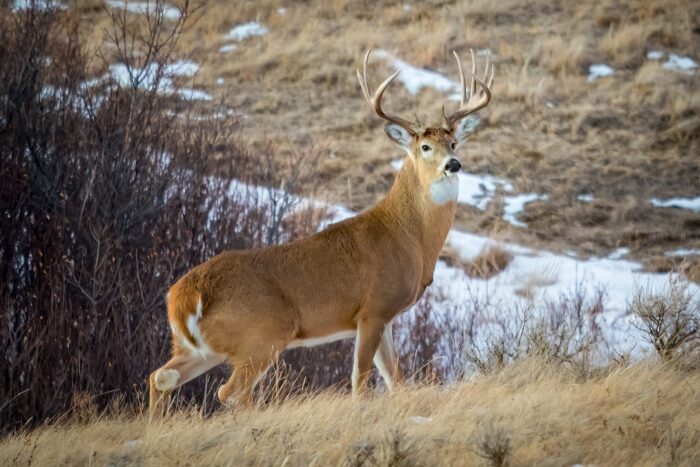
left=464, top=245, right=513, bottom=279
left=473, top=424, right=512, bottom=467
left=599, top=23, right=648, bottom=68
left=631, top=276, right=700, bottom=362
left=531, top=35, right=589, bottom=75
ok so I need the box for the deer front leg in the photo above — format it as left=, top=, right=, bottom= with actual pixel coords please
left=373, top=324, right=403, bottom=391
left=352, top=316, right=385, bottom=397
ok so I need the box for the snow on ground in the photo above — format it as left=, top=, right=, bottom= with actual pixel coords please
left=650, top=196, right=700, bottom=212
left=13, top=0, right=64, bottom=9
left=459, top=172, right=514, bottom=209
left=374, top=50, right=460, bottom=97
left=666, top=248, right=700, bottom=257
left=503, top=193, right=548, bottom=227
left=108, top=62, right=212, bottom=100
left=106, top=0, right=180, bottom=21
left=219, top=21, right=268, bottom=54
left=219, top=44, right=238, bottom=53
left=663, top=53, right=698, bottom=75
left=227, top=22, right=268, bottom=41
left=577, top=194, right=594, bottom=202
left=442, top=230, right=699, bottom=356
left=164, top=60, right=199, bottom=77
left=608, top=247, right=630, bottom=260
left=647, top=50, right=664, bottom=60
left=588, top=64, right=614, bottom=82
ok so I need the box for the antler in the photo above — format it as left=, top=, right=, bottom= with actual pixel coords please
left=444, top=49, right=494, bottom=130
left=357, top=49, right=417, bottom=134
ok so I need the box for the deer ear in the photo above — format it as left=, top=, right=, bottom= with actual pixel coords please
left=453, top=115, right=481, bottom=148
left=384, top=123, right=413, bottom=149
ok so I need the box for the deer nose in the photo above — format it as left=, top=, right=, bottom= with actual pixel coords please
left=445, top=158, right=461, bottom=173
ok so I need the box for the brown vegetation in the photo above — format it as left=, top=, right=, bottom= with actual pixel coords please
left=464, top=245, right=513, bottom=279
left=2, top=358, right=699, bottom=466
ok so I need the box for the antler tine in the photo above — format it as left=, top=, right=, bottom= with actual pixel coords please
left=445, top=48, right=494, bottom=129
left=357, top=49, right=416, bottom=134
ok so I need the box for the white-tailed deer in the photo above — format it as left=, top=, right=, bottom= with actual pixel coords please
left=149, top=49, right=493, bottom=415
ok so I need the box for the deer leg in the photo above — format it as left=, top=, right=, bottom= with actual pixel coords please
left=149, top=352, right=225, bottom=418
left=217, top=353, right=277, bottom=409
left=352, top=316, right=385, bottom=397
left=373, top=323, right=403, bottom=391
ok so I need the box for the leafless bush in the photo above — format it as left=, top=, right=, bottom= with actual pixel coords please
left=0, top=1, right=320, bottom=433
left=394, top=288, right=467, bottom=382
left=463, top=284, right=605, bottom=375
left=631, top=277, right=699, bottom=362
left=472, top=423, right=511, bottom=467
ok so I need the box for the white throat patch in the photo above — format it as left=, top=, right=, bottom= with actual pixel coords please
left=429, top=175, right=459, bottom=205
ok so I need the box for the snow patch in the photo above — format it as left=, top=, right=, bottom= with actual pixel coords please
left=650, top=196, right=700, bottom=212
left=106, top=0, right=180, bottom=21
left=663, top=54, right=698, bottom=75
left=164, top=60, right=199, bottom=77
left=458, top=173, right=514, bottom=209
left=577, top=194, right=594, bottom=202
left=109, top=62, right=211, bottom=100
left=177, top=88, right=212, bottom=101
left=227, top=22, right=268, bottom=41
left=608, top=247, right=629, bottom=260
left=666, top=248, right=700, bottom=257
left=374, top=50, right=459, bottom=96
left=219, top=44, right=238, bottom=54
left=588, top=64, right=614, bottom=82
left=13, top=0, right=64, bottom=10
left=646, top=50, right=664, bottom=60
left=503, top=193, right=548, bottom=227
left=441, top=230, right=700, bottom=355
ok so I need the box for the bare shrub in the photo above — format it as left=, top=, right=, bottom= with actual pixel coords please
left=463, top=285, right=605, bottom=375
left=0, top=1, right=320, bottom=432
left=472, top=424, right=511, bottom=467
left=630, top=277, right=699, bottom=362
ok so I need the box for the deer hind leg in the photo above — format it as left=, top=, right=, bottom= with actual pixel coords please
left=373, top=323, right=404, bottom=391
left=217, top=350, right=279, bottom=409
left=352, top=316, right=386, bottom=397
left=149, top=351, right=225, bottom=418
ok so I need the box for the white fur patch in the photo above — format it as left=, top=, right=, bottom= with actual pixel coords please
left=154, top=368, right=180, bottom=391
left=287, top=330, right=356, bottom=349
left=170, top=295, right=213, bottom=358
left=186, top=298, right=213, bottom=358
left=429, top=174, right=459, bottom=205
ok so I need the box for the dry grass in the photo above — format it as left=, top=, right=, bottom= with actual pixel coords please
left=2, top=359, right=699, bottom=466
left=464, top=245, right=513, bottom=279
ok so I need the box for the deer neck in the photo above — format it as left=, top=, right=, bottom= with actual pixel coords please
left=378, top=159, right=457, bottom=282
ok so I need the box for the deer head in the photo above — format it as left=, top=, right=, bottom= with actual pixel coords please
left=357, top=49, right=494, bottom=205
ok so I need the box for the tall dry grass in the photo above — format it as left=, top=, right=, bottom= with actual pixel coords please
left=1, top=359, right=698, bottom=466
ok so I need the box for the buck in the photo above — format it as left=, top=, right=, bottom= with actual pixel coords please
left=149, top=49, right=494, bottom=415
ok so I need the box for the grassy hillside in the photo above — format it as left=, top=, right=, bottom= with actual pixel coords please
left=74, top=0, right=700, bottom=275
left=2, top=359, right=699, bottom=466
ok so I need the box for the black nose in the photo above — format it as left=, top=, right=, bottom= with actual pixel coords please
left=445, top=158, right=461, bottom=173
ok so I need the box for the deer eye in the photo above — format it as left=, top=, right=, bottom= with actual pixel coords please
left=421, top=144, right=431, bottom=152
left=451, top=142, right=456, bottom=150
